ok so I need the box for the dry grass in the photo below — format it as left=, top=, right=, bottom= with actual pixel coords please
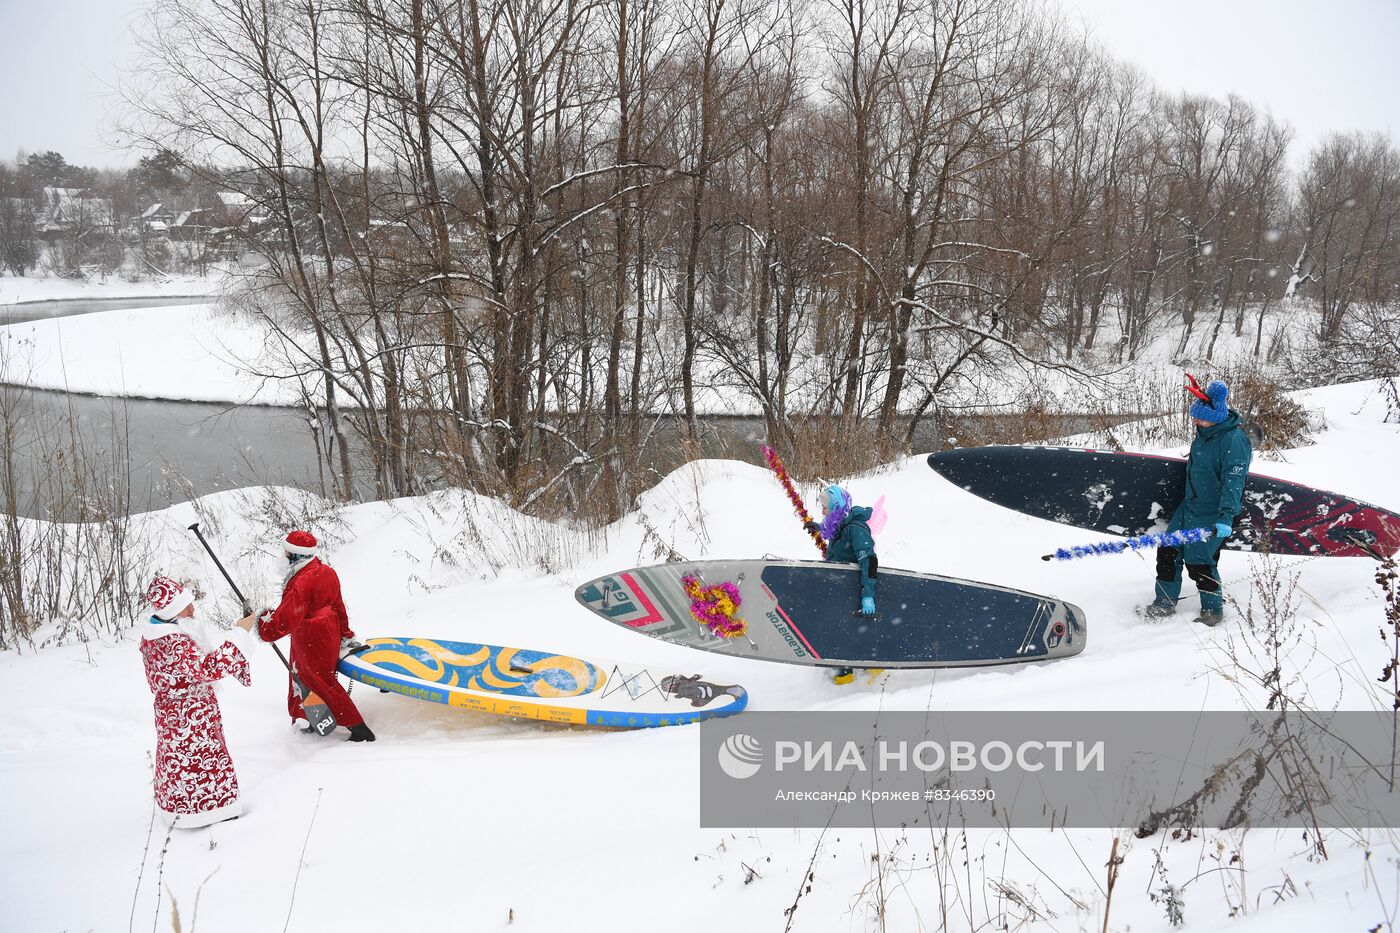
left=1216, top=365, right=1314, bottom=452
left=0, top=362, right=153, bottom=648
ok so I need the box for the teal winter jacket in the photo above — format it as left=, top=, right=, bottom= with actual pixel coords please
left=825, top=506, right=877, bottom=600
left=1167, top=410, right=1253, bottom=533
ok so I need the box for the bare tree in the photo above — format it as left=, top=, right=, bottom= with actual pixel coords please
left=1295, top=132, right=1400, bottom=342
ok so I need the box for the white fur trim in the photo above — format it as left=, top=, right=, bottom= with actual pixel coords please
left=283, top=540, right=318, bottom=556
left=142, top=618, right=249, bottom=657
left=228, top=626, right=260, bottom=661
left=162, top=797, right=243, bottom=829
left=152, top=587, right=194, bottom=621
left=216, top=624, right=253, bottom=655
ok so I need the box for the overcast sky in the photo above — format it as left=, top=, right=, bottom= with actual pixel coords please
left=1, top=0, right=1397, bottom=168
left=1057, top=0, right=1400, bottom=166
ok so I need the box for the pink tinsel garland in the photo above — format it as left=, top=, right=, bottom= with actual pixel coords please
left=761, top=445, right=826, bottom=557
left=682, top=575, right=748, bottom=638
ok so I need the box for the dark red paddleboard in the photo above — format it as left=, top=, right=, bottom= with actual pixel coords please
left=928, top=446, right=1400, bottom=559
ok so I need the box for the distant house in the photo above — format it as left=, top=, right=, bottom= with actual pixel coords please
left=168, top=208, right=218, bottom=243
left=36, top=187, right=114, bottom=243
left=214, top=191, right=255, bottom=228
left=136, top=202, right=176, bottom=236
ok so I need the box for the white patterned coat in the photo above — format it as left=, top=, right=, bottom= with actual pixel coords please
left=139, top=620, right=251, bottom=827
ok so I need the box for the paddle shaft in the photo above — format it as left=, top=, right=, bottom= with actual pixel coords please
left=187, top=522, right=293, bottom=674
left=188, top=523, right=341, bottom=737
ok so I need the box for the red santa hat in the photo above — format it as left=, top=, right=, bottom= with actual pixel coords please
left=283, top=529, right=318, bottom=556
left=146, top=574, right=194, bottom=621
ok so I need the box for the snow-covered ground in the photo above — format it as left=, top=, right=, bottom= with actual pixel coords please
left=1, top=301, right=292, bottom=403
left=0, top=270, right=224, bottom=306
left=2, top=379, right=1397, bottom=931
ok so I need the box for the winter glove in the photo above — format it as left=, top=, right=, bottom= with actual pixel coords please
left=803, top=520, right=821, bottom=535
left=859, top=595, right=876, bottom=616
left=1213, top=522, right=1232, bottom=540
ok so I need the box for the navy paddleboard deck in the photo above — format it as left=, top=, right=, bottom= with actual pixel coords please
left=575, top=560, right=1084, bottom=669
left=927, top=446, right=1400, bottom=559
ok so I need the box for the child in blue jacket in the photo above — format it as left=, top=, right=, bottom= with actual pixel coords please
left=804, top=484, right=878, bottom=682
left=1141, top=378, right=1253, bottom=626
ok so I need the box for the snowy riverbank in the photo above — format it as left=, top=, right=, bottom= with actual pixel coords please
left=0, top=270, right=225, bottom=306
left=1, top=379, right=1397, bottom=931
left=0, top=270, right=1326, bottom=412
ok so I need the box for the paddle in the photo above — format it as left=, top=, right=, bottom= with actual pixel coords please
left=188, top=522, right=338, bottom=736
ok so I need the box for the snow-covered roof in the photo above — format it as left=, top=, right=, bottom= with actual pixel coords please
left=216, top=191, right=252, bottom=208
left=38, top=187, right=112, bottom=229
left=140, top=202, right=164, bottom=219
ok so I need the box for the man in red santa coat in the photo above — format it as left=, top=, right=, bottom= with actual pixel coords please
left=141, top=574, right=257, bottom=827
left=256, top=530, right=375, bottom=742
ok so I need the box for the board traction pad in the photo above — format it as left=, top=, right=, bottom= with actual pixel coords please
left=339, top=637, right=747, bottom=728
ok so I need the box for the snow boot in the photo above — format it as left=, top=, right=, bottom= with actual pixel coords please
left=1139, top=579, right=1180, bottom=619
left=348, top=723, right=376, bottom=742
left=1137, top=598, right=1177, bottom=620
left=1193, top=609, right=1225, bottom=627
left=832, top=667, right=855, bottom=686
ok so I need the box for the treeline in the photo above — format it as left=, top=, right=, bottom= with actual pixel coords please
left=0, top=149, right=237, bottom=276
left=121, top=0, right=1398, bottom=513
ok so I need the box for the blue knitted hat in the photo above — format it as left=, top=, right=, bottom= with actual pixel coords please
left=1190, top=379, right=1230, bottom=424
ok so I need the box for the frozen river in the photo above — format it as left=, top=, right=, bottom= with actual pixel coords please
left=3, top=297, right=1107, bottom=518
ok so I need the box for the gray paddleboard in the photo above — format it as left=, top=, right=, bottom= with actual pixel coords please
left=575, top=560, right=1085, bottom=668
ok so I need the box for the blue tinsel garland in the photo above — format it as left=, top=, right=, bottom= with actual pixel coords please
left=1051, top=527, right=1213, bottom=562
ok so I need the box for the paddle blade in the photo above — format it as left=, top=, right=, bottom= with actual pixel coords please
left=301, top=689, right=338, bottom=736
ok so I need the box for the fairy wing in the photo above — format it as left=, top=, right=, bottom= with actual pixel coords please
left=867, top=495, right=887, bottom=538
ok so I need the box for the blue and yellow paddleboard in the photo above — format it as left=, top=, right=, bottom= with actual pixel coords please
left=338, top=637, right=747, bottom=727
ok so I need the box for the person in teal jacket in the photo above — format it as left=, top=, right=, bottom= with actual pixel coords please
left=804, top=484, right=878, bottom=683
left=1141, top=378, right=1253, bottom=626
